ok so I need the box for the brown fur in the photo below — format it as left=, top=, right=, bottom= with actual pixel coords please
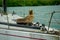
left=16, top=10, right=34, bottom=23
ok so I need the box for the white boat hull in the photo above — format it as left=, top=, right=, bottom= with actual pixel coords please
left=0, top=28, right=60, bottom=40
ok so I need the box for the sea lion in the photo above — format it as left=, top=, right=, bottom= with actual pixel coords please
left=16, top=10, right=34, bottom=25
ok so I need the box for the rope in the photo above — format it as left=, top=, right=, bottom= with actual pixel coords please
left=53, top=17, right=60, bottom=24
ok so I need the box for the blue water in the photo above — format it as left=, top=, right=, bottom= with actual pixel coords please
left=3, top=5, right=60, bottom=29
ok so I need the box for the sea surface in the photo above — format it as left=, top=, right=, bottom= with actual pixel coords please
left=0, top=5, right=60, bottom=30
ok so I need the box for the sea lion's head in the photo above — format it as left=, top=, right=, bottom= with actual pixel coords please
left=29, top=10, right=33, bottom=15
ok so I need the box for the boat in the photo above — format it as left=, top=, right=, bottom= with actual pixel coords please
left=0, top=0, right=60, bottom=40
left=0, top=12, right=60, bottom=40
